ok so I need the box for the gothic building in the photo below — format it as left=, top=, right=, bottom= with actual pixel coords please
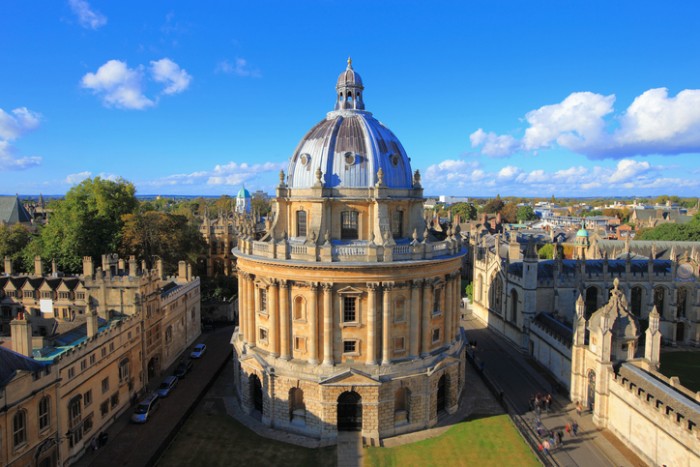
left=232, top=60, right=466, bottom=442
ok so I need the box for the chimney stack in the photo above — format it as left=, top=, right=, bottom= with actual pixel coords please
left=83, top=256, right=94, bottom=277
left=11, top=311, right=34, bottom=357
left=4, top=256, right=13, bottom=275
left=34, top=256, right=43, bottom=276
left=186, top=263, right=192, bottom=280
left=86, top=309, right=99, bottom=339
left=178, top=261, right=187, bottom=280
left=118, top=258, right=126, bottom=274
left=128, top=255, right=138, bottom=277
left=156, top=258, right=164, bottom=279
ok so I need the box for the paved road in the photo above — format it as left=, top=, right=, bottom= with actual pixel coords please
left=462, top=314, right=644, bottom=467
left=74, top=325, right=234, bottom=467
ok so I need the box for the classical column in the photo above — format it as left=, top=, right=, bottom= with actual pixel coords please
left=366, top=283, right=378, bottom=365
left=279, top=280, right=290, bottom=360
left=309, top=283, right=319, bottom=365
left=421, top=281, right=432, bottom=357
left=238, top=272, right=246, bottom=341
left=322, top=283, right=334, bottom=366
left=453, top=274, right=460, bottom=341
left=381, top=282, right=394, bottom=365
left=445, top=276, right=453, bottom=345
left=247, top=275, right=256, bottom=346
left=269, top=279, right=279, bottom=357
left=409, top=280, right=421, bottom=358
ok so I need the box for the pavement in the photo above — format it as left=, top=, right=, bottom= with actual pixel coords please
left=73, top=325, right=235, bottom=467
left=461, top=312, right=646, bottom=467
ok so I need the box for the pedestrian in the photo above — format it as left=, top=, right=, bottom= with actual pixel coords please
left=572, top=421, right=579, bottom=436
left=556, top=430, right=563, bottom=445
left=90, top=436, right=98, bottom=452
left=543, top=439, right=551, bottom=455
left=576, top=400, right=583, bottom=416
left=565, top=423, right=571, bottom=435
left=545, top=394, right=552, bottom=412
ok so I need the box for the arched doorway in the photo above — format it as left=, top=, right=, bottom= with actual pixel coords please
left=676, top=323, right=685, bottom=343
left=250, top=374, right=263, bottom=413
left=337, top=391, right=362, bottom=431
left=587, top=370, right=596, bottom=411
left=436, top=375, right=447, bottom=415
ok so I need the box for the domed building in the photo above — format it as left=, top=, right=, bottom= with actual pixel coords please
left=231, top=59, right=467, bottom=442
left=236, top=185, right=252, bottom=215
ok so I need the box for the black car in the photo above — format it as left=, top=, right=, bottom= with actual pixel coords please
left=174, top=358, right=193, bottom=378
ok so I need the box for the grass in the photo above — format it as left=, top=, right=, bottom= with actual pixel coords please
left=659, top=351, right=700, bottom=392
left=364, top=414, right=539, bottom=467
left=158, top=411, right=336, bottom=467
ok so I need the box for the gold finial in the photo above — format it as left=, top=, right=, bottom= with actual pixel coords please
left=347, top=56, right=352, bottom=68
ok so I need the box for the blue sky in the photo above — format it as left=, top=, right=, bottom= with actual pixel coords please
left=2, top=1, right=700, bottom=197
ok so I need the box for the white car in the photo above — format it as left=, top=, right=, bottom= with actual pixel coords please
left=190, top=343, right=206, bottom=358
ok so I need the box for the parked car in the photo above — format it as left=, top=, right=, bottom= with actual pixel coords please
left=174, top=358, right=193, bottom=378
left=157, top=375, right=179, bottom=397
left=190, top=343, right=207, bottom=359
left=131, top=393, right=160, bottom=423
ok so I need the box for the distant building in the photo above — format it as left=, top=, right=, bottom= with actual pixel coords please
left=235, top=186, right=252, bottom=215
left=0, top=195, right=33, bottom=225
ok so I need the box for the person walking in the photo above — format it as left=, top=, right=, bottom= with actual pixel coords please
left=543, top=439, right=551, bottom=455
left=572, top=421, right=579, bottom=436
left=576, top=400, right=583, bottom=416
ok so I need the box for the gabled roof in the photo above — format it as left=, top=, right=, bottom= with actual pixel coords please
left=0, top=196, right=32, bottom=224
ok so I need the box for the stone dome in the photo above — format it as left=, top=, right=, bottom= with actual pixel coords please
left=286, top=59, right=413, bottom=190
left=237, top=186, right=251, bottom=199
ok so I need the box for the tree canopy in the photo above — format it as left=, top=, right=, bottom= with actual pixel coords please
left=636, top=214, right=700, bottom=241
left=516, top=205, right=538, bottom=223
left=0, top=224, right=33, bottom=272
left=29, top=177, right=138, bottom=272
left=449, top=202, right=477, bottom=221
left=483, top=195, right=504, bottom=214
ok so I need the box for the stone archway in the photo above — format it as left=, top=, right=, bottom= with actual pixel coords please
left=587, top=370, right=596, bottom=411
left=337, top=391, right=362, bottom=431
left=250, top=374, right=263, bottom=413
left=437, top=375, right=447, bottom=415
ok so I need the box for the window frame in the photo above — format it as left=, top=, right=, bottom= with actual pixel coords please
left=340, top=211, right=359, bottom=240
left=342, top=339, right=360, bottom=356
left=38, top=396, right=50, bottom=431
left=296, top=210, right=307, bottom=237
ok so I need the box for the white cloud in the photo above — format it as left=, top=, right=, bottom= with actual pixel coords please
left=65, top=171, right=92, bottom=184
left=82, top=58, right=192, bottom=109
left=216, top=58, right=261, bottom=78
left=150, top=58, right=192, bottom=95
left=497, top=165, right=521, bottom=180
left=68, top=0, right=107, bottom=30
left=471, top=87, right=700, bottom=159
left=608, top=159, right=651, bottom=183
left=144, top=161, right=283, bottom=188
left=0, top=107, right=42, bottom=170
left=81, top=60, right=153, bottom=110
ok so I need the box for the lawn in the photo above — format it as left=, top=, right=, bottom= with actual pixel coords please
left=659, top=351, right=700, bottom=392
left=364, top=414, right=539, bottom=467
left=158, top=411, right=336, bottom=467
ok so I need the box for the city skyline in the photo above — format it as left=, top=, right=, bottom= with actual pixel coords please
left=2, top=1, right=700, bottom=197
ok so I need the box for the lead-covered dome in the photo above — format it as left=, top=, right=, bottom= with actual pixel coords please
left=287, top=59, right=413, bottom=190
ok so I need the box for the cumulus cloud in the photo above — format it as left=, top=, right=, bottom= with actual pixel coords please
left=81, top=60, right=153, bottom=109
left=216, top=58, right=261, bottom=78
left=471, top=87, right=700, bottom=159
left=422, top=157, right=696, bottom=195
left=81, top=58, right=192, bottom=109
left=150, top=58, right=192, bottom=95
left=68, top=0, right=107, bottom=30
left=0, top=107, right=42, bottom=170
left=145, top=161, right=283, bottom=188
left=65, top=171, right=92, bottom=184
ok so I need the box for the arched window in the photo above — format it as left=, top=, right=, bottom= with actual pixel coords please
left=394, top=387, right=410, bottom=424
left=433, top=287, right=442, bottom=314
left=490, top=275, right=503, bottom=314
left=585, top=286, right=598, bottom=319
left=391, top=210, right=404, bottom=238
left=630, top=286, right=643, bottom=317
left=510, top=289, right=518, bottom=323
left=13, top=409, right=27, bottom=447
left=677, top=288, right=688, bottom=319
left=39, top=396, right=50, bottom=430
left=296, top=211, right=307, bottom=237
left=341, top=211, right=359, bottom=239
left=654, top=286, right=665, bottom=317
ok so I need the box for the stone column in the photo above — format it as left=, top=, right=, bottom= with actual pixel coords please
left=269, top=280, right=279, bottom=357
left=421, top=281, right=433, bottom=357
left=279, top=280, right=290, bottom=360
left=409, top=280, right=422, bottom=358
left=381, top=282, right=394, bottom=365
left=445, top=276, right=453, bottom=345
left=322, top=283, right=334, bottom=366
left=366, top=283, right=378, bottom=365
left=309, top=283, right=319, bottom=365
left=247, top=275, right=256, bottom=346
left=453, top=274, right=460, bottom=341
left=238, top=272, right=247, bottom=341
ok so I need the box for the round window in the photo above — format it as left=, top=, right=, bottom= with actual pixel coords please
left=300, top=153, right=310, bottom=166
left=345, top=152, right=355, bottom=165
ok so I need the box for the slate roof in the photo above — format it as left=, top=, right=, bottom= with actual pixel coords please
left=593, top=239, right=700, bottom=260
left=508, top=259, right=673, bottom=279
left=0, top=196, right=32, bottom=224
left=0, top=345, right=48, bottom=387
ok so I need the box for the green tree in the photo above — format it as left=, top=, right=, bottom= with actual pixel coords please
left=537, top=243, right=554, bottom=259
left=464, top=282, right=473, bottom=303
left=516, top=205, right=538, bottom=223
left=33, top=177, right=138, bottom=272
left=119, top=211, right=206, bottom=275
left=0, top=224, right=34, bottom=272
left=483, top=195, right=504, bottom=214
left=449, top=202, right=477, bottom=221
left=500, top=202, right=518, bottom=223
left=251, top=193, right=271, bottom=216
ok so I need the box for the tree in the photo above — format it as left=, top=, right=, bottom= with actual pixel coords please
left=449, top=202, right=477, bottom=221
left=0, top=224, right=33, bottom=272
left=464, top=282, right=473, bottom=303
left=500, top=202, right=518, bottom=223
left=32, top=177, right=138, bottom=272
left=537, top=243, right=554, bottom=259
left=483, top=195, right=504, bottom=214
left=119, top=211, right=206, bottom=275
left=516, top=205, right=538, bottom=223
left=251, top=193, right=271, bottom=216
